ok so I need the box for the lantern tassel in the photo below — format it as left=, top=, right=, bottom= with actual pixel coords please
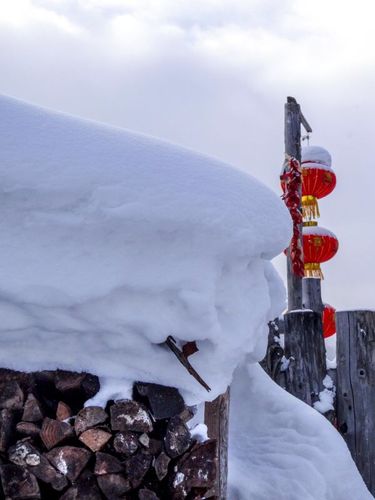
left=304, top=263, right=324, bottom=279
left=302, top=195, right=320, bottom=220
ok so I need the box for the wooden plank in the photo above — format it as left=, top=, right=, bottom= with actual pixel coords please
left=336, top=310, right=375, bottom=495
left=283, top=310, right=326, bottom=405
left=285, top=97, right=303, bottom=311
left=204, top=388, right=230, bottom=499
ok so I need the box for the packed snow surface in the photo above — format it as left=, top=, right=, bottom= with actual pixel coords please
left=228, top=363, right=372, bottom=500
left=0, top=94, right=290, bottom=404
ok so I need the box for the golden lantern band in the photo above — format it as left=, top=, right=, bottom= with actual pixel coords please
left=302, top=194, right=320, bottom=220
left=304, top=262, right=324, bottom=279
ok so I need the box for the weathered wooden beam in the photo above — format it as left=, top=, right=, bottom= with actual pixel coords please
left=302, top=277, right=324, bottom=313
left=285, top=97, right=303, bottom=311
left=204, top=388, right=230, bottom=499
left=336, top=310, right=375, bottom=495
left=283, top=310, right=326, bottom=406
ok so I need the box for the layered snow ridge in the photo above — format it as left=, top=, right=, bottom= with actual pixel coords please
left=0, top=95, right=290, bottom=404
left=0, top=95, right=372, bottom=500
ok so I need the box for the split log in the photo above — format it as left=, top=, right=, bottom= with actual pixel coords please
left=113, top=431, right=139, bottom=455
left=110, top=400, right=153, bottom=433
left=124, top=450, right=152, bottom=488
left=8, top=440, right=68, bottom=491
left=134, top=382, right=185, bottom=420
left=154, top=451, right=170, bottom=481
left=56, top=402, right=72, bottom=422
left=164, top=416, right=192, bottom=458
left=0, top=381, right=24, bottom=411
left=16, top=421, right=41, bottom=438
left=40, top=418, right=74, bottom=450
left=0, top=464, right=40, bottom=499
left=22, top=394, right=44, bottom=423
left=60, top=470, right=102, bottom=500
left=46, top=446, right=91, bottom=482
left=79, top=428, right=111, bottom=452
left=171, top=440, right=216, bottom=498
left=74, top=407, right=108, bottom=435
left=94, top=452, right=123, bottom=475
left=0, top=409, right=14, bottom=453
left=97, top=473, right=131, bottom=498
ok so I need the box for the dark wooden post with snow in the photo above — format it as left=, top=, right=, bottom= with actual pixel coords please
left=263, top=101, right=334, bottom=416
left=336, top=310, right=375, bottom=495
left=302, top=277, right=324, bottom=313
left=204, top=388, right=230, bottom=499
left=285, top=97, right=303, bottom=311
left=283, top=310, right=326, bottom=405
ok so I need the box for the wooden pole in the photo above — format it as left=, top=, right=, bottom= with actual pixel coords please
left=336, top=310, right=375, bottom=495
left=285, top=97, right=303, bottom=311
left=204, top=388, right=230, bottom=499
left=302, top=277, right=324, bottom=313
left=283, top=310, right=327, bottom=405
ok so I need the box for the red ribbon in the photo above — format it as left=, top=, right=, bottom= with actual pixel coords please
left=280, top=156, right=304, bottom=277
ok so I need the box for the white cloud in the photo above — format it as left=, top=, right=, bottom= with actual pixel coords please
left=0, top=0, right=374, bottom=309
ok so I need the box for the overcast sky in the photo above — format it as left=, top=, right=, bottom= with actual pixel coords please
left=1, top=0, right=374, bottom=310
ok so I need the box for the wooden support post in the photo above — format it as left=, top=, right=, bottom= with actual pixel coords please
left=302, top=277, right=324, bottom=313
left=204, top=388, right=230, bottom=499
left=285, top=96, right=303, bottom=311
left=283, top=310, right=326, bottom=406
left=336, top=310, right=375, bottom=495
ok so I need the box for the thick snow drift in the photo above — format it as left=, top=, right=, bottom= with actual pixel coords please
left=0, top=94, right=290, bottom=405
left=228, top=363, right=372, bottom=500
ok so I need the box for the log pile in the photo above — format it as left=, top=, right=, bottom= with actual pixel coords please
left=0, top=369, right=216, bottom=499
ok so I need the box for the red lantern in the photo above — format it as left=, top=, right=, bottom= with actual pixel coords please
left=301, top=146, right=336, bottom=219
left=323, top=303, right=336, bottom=338
left=281, top=146, right=336, bottom=220
left=303, top=223, right=339, bottom=279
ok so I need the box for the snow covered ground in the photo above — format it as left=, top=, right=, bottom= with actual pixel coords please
left=0, top=95, right=371, bottom=499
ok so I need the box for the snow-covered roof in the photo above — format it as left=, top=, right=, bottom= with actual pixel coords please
left=0, top=94, right=290, bottom=404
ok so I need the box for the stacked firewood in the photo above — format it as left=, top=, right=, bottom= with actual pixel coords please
left=0, top=369, right=216, bottom=499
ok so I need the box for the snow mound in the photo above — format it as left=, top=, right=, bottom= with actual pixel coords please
left=228, top=363, right=372, bottom=500
left=0, top=95, right=291, bottom=404
left=302, top=145, right=333, bottom=170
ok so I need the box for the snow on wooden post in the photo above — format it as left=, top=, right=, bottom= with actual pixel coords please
left=336, top=310, right=375, bottom=495
left=283, top=310, right=326, bottom=406
left=204, top=388, right=230, bottom=499
left=285, top=96, right=303, bottom=311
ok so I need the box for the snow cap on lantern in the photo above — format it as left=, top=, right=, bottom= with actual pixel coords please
left=301, top=145, right=336, bottom=220
left=303, top=222, right=339, bottom=279
left=323, top=303, right=336, bottom=339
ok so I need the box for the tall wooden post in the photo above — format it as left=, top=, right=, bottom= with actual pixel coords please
left=283, top=310, right=326, bottom=405
left=204, top=388, right=230, bottom=499
left=285, top=97, right=303, bottom=311
left=336, top=310, right=375, bottom=495
left=302, top=277, right=324, bottom=313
